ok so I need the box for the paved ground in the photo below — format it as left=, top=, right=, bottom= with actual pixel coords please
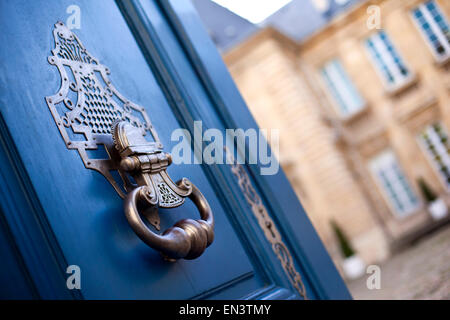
left=347, top=226, right=450, bottom=300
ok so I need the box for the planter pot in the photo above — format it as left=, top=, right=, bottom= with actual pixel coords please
left=428, top=198, right=448, bottom=220
left=342, top=255, right=365, bottom=280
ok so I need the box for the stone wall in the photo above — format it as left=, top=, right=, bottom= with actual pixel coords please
left=224, top=0, right=450, bottom=274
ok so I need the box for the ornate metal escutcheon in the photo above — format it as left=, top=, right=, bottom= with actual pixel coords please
left=45, top=21, right=214, bottom=260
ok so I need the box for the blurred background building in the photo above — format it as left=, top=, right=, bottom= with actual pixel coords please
left=192, top=0, right=450, bottom=279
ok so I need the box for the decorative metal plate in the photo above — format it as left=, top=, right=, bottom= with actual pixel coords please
left=225, top=147, right=308, bottom=299
left=45, top=21, right=160, bottom=198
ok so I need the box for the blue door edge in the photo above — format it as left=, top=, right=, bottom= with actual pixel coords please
left=116, top=0, right=320, bottom=299
left=0, top=112, right=82, bottom=299
left=154, top=0, right=352, bottom=299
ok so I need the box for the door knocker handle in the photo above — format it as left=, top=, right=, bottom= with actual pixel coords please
left=113, top=121, right=214, bottom=260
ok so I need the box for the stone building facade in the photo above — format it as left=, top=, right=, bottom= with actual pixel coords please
left=222, top=0, right=450, bottom=272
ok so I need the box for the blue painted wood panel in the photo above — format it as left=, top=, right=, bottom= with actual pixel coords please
left=0, top=209, right=37, bottom=300
left=0, top=0, right=350, bottom=299
left=0, top=0, right=264, bottom=299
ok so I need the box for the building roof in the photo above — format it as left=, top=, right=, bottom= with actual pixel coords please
left=262, top=0, right=364, bottom=42
left=192, top=0, right=366, bottom=52
left=191, top=0, right=259, bottom=52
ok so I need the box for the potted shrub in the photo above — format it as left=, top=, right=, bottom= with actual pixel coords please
left=331, top=220, right=365, bottom=280
left=418, top=178, right=448, bottom=220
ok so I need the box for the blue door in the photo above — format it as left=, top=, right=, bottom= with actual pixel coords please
left=0, top=0, right=350, bottom=300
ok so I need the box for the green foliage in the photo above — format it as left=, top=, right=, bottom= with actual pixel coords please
left=418, top=177, right=437, bottom=203
left=330, top=220, right=355, bottom=259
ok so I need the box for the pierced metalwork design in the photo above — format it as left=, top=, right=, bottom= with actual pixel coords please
left=225, top=147, right=308, bottom=299
left=45, top=22, right=214, bottom=260
left=45, top=21, right=160, bottom=198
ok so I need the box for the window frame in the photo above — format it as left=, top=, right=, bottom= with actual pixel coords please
left=417, top=122, right=450, bottom=190
left=368, top=150, right=420, bottom=218
left=410, top=0, right=450, bottom=64
left=319, top=58, right=366, bottom=119
left=363, top=30, right=415, bottom=92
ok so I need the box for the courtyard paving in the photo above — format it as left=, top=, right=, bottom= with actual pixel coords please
left=347, top=225, right=450, bottom=300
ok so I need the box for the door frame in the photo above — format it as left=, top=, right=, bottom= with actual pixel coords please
left=0, top=0, right=351, bottom=300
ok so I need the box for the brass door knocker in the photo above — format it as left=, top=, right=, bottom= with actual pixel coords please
left=113, top=121, right=214, bottom=260
left=45, top=22, right=213, bottom=260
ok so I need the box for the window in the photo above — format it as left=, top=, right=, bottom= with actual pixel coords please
left=412, top=1, right=450, bottom=62
left=418, top=122, right=450, bottom=188
left=320, top=59, right=365, bottom=117
left=369, top=151, right=419, bottom=217
left=365, top=31, right=411, bottom=89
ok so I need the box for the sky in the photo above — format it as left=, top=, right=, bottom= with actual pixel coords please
left=211, top=0, right=292, bottom=24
